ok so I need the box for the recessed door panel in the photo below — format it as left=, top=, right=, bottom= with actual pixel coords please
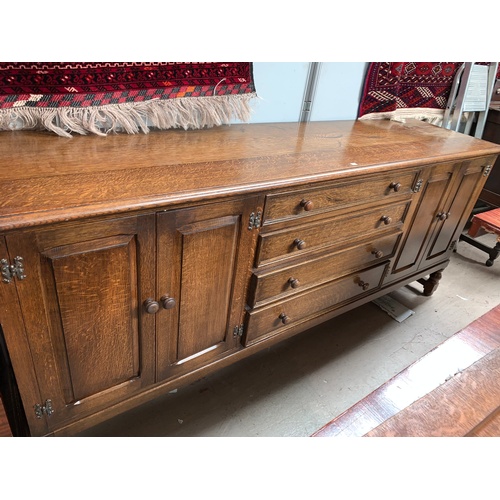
left=177, top=216, right=239, bottom=360
left=47, top=235, right=140, bottom=402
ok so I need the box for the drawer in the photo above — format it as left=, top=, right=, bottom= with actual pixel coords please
left=263, top=170, right=418, bottom=225
left=256, top=201, right=410, bottom=267
left=244, top=263, right=388, bottom=346
left=249, top=231, right=400, bottom=307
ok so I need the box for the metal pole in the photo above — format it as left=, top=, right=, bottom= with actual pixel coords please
left=299, top=62, right=322, bottom=122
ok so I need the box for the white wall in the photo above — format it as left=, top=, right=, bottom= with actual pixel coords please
left=248, top=62, right=367, bottom=124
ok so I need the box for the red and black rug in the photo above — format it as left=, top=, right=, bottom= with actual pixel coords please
left=358, top=62, right=500, bottom=123
left=0, top=62, right=257, bottom=137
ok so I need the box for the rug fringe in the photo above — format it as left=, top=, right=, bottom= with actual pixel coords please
left=358, top=108, right=445, bottom=126
left=0, top=93, right=258, bottom=138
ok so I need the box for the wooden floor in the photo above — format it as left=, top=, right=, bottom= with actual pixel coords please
left=313, top=303, right=500, bottom=437
left=2, top=304, right=500, bottom=438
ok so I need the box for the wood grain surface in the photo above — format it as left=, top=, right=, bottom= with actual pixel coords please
left=312, top=303, right=500, bottom=437
left=1, top=120, right=499, bottom=231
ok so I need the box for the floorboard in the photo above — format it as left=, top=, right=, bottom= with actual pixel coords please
left=312, top=303, right=500, bottom=437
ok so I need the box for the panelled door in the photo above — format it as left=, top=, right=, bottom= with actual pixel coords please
left=422, top=157, right=492, bottom=268
left=156, top=197, right=261, bottom=381
left=390, top=162, right=458, bottom=278
left=5, top=215, right=156, bottom=432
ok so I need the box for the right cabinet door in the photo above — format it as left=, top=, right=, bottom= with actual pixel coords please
left=390, top=161, right=457, bottom=278
left=420, top=157, right=492, bottom=269
left=391, top=157, right=493, bottom=279
left=155, top=197, right=262, bottom=381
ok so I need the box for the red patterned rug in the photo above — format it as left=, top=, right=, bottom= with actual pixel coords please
left=358, top=62, right=500, bottom=123
left=0, top=62, right=256, bottom=137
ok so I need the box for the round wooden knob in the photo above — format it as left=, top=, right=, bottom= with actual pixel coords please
left=358, top=281, right=370, bottom=291
left=372, top=249, right=384, bottom=259
left=279, top=313, right=290, bottom=325
left=389, top=182, right=401, bottom=192
left=300, top=199, right=314, bottom=211
left=293, top=238, right=306, bottom=250
left=160, top=295, right=176, bottom=309
left=144, top=298, right=160, bottom=314
left=380, top=215, right=392, bottom=225
left=288, top=277, right=300, bottom=289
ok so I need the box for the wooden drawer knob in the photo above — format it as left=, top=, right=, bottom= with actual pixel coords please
left=300, top=199, right=314, bottom=211
left=160, top=295, right=176, bottom=309
left=144, top=298, right=160, bottom=314
left=358, top=280, right=370, bottom=291
left=380, top=215, right=392, bottom=225
left=389, top=182, right=401, bottom=192
left=437, top=212, right=450, bottom=221
left=293, top=238, right=306, bottom=250
left=288, top=277, right=300, bottom=289
left=372, top=249, right=384, bottom=259
left=279, top=313, right=291, bottom=325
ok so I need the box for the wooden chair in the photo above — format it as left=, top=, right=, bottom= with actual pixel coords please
left=459, top=207, right=500, bottom=266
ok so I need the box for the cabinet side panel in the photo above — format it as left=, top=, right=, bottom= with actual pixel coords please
left=178, top=216, right=239, bottom=360
left=48, top=236, right=139, bottom=402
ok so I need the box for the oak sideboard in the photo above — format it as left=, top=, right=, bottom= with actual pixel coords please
left=1, top=119, right=499, bottom=436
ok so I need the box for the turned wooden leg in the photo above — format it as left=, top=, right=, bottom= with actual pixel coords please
left=486, top=240, right=500, bottom=267
left=417, top=270, right=443, bottom=296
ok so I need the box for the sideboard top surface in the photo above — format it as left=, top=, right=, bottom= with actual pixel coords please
left=1, top=119, right=499, bottom=231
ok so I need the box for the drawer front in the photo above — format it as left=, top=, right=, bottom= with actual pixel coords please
left=263, top=170, right=417, bottom=225
left=244, top=263, right=388, bottom=346
left=256, top=201, right=409, bottom=267
left=249, top=231, right=400, bottom=307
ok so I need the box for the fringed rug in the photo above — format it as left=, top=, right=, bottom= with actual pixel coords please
left=358, top=62, right=500, bottom=125
left=0, top=62, right=257, bottom=137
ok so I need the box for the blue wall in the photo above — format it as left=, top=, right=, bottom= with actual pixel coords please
left=248, top=62, right=368, bottom=123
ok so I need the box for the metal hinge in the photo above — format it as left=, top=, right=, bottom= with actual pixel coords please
left=1, top=256, right=26, bottom=284
left=34, top=399, right=54, bottom=419
left=233, top=324, right=244, bottom=338
left=449, top=240, right=458, bottom=252
left=483, top=164, right=493, bottom=177
left=248, top=211, right=262, bottom=230
left=413, top=179, right=424, bottom=193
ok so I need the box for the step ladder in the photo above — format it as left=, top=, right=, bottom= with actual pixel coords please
left=442, top=62, right=498, bottom=138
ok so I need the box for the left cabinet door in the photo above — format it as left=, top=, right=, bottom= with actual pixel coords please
left=5, top=215, right=156, bottom=434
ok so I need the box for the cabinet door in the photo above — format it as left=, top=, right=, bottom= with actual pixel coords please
left=422, top=158, right=491, bottom=268
left=156, top=197, right=261, bottom=380
left=5, top=215, right=156, bottom=433
left=0, top=237, right=46, bottom=436
left=391, top=162, right=457, bottom=277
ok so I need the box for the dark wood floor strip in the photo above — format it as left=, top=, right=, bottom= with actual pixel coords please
left=365, top=348, right=500, bottom=437
left=312, top=303, right=500, bottom=437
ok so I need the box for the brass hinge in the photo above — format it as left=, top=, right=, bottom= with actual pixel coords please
left=449, top=240, right=458, bottom=252
left=34, top=399, right=54, bottom=419
left=483, top=164, right=493, bottom=177
left=413, top=179, right=424, bottom=193
left=233, top=324, right=244, bottom=338
left=1, top=256, right=26, bottom=284
left=248, top=211, right=262, bottom=230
